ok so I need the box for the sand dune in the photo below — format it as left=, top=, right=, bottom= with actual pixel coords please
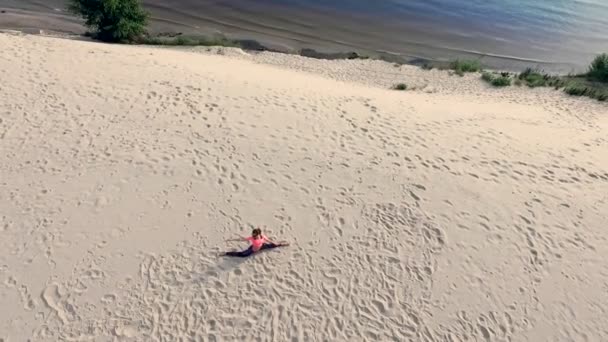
left=1, top=32, right=607, bottom=341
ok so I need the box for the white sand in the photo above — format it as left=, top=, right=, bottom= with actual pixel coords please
left=1, top=32, right=607, bottom=341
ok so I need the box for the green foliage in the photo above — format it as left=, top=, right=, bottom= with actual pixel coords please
left=564, top=81, right=608, bottom=101
left=518, top=68, right=547, bottom=87
left=393, top=83, right=408, bottom=91
left=481, top=71, right=494, bottom=83
left=518, top=68, right=566, bottom=88
left=481, top=72, right=511, bottom=87
left=556, top=53, right=608, bottom=101
left=450, top=59, right=482, bottom=76
left=564, top=83, right=585, bottom=96
left=68, top=0, right=149, bottom=42
left=141, top=35, right=240, bottom=47
left=492, top=76, right=511, bottom=87
left=587, top=53, right=608, bottom=83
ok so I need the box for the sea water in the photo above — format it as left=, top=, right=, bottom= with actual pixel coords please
left=266, top=0, right=608, bottom=70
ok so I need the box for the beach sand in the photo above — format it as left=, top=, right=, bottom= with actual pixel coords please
left=1, top=32, right=607, bottom=341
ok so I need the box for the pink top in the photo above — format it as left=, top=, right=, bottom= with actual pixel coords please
left=247, top=235, right=268, bottom=251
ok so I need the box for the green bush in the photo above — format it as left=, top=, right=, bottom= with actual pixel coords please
left=481, top=72, right=511, bottom=87
left=450, top=59, right=482, bottom=76
left=393, top=83, right=408, bottom=91
left=140, top=35, right=240, bottom=47
left=68, top=0, right=149, bottom=42
left=588, top=53, right=608, bottom=83
left=564, top=83, right=586, bottom=96
left=518, top=68, right=547, bottom=87
left=492, top=76, right=511, bottom=87
left=481, top=72, right=494, bottom=83
left=564, top=82, right=608, bottom=101
left=518, top=68, right=549, bottom=88
left=506, top=58, right=608, bottom=101
left=518, top=68, right=566, bottom=88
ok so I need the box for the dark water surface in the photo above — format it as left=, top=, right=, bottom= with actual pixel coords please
left=1, top=0, right=607, bottom=72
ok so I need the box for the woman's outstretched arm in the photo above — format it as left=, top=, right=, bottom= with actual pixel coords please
left=264, top=236, right=289, bottom=246
left=225, top=236, right=249, bottom=242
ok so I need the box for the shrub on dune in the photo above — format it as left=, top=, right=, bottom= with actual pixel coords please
left=393, top=83, right=408, bottom=91
left=143, top=35, right=240, bottom=47
left=481, top=72, right=511, bottom=87
left=481, top=71, right=494, bottom=83
left=543, top=54, right=608, bottom=101
left=517, top=68, right=566, bottom=88
left=450, top=59, right=482, bottom=76
left=564, top=82, right=608, bottom=101
left=68, top=0, right=149, bottom=43
left=518, top=68, right=548, bottom=87
left=587, top=53, right=608, bottom=83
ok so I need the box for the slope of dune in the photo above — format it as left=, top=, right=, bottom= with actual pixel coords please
left=1, top=32, right=607, bottom=342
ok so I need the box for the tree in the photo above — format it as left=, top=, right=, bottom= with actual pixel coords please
left=68, top=0, right=149, bottom=43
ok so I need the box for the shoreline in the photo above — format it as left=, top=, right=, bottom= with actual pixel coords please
left=0, top=5, right=585, bottom=74
left=0, top=25, right=582, bottom=78
left=4, top=29, right=606, bottom=108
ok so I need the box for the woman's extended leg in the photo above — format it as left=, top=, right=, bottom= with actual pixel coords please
left=261, top=242, right=289, bottom=250
left=223, top=246, right=254, bottom=257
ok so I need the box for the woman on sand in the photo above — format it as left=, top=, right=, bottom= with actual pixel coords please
left=221, top=228, right=289, bottom=257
